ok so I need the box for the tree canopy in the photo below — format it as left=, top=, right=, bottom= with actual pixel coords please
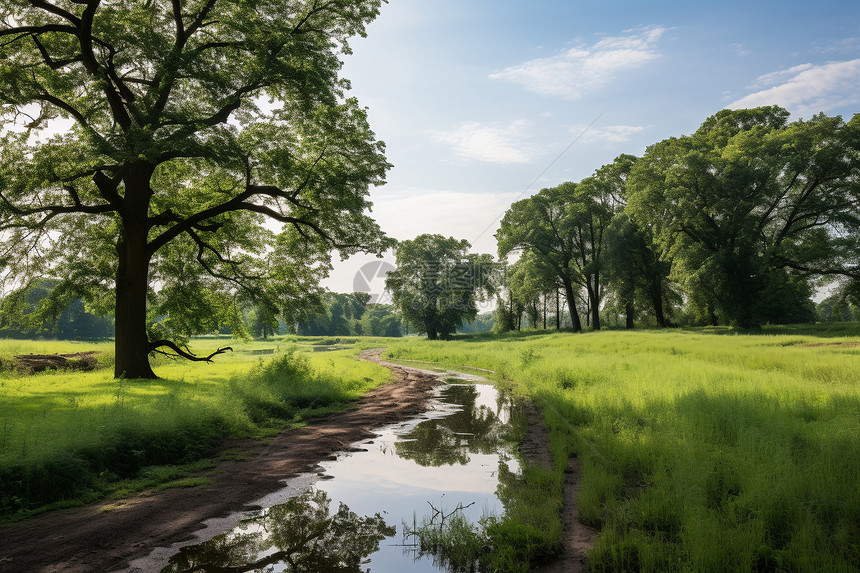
left=494, top=108, right=858, bottom=331
left=385, top=234, right=495, bottom=340
left=627, top=107, right=859, bottom=328
left=0, top=0, right=391, bottom=377
left=496, top=156, right=632, bottom=331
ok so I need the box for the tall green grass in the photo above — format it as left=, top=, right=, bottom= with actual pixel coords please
left=0, top=337, right=391, bottom=519
left=385, top=327, right=860, bottom=572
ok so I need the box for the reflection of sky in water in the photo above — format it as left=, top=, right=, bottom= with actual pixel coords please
left=153, top=375, right=519, bottom=573
left=317, top=381, right=518, bottom=572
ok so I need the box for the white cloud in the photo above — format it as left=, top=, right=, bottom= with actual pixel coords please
left=749, top=63, right=814, bottom=89
left=374, top=188, right=523, bottom=250
left=569, top=124, right=646, bottom=143
left=430, top=120, right=535, bottom=163
left=815, top=37, right=860, bottom=55
left=489, top=27, right=665, bottom=99
left=729, top=59, right=860, bottom=115
left=731, top=43, right=751, bottom=57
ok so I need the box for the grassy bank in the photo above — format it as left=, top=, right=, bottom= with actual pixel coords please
left=385, top=326, right=860, bottom=572
left=0, top=336, right=391, bottom=519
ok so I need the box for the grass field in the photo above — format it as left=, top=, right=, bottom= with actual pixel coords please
left=385, top=325, right=860, bottom=572
left=0, top=336, right=391, bottom=519
left=2, top=327, right=859, bottom=572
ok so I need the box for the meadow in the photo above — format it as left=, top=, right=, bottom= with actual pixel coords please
left=2, top=327, right=859, bottom=573
left=385, top=325, right=860, bottom=572
left=0, top=336, right=391, bottom=519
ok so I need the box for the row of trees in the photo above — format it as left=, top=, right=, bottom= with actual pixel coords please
left=0, top=278, right=406, bottom=340
left=494, top=107, right=860, bottom=332
left=295, top=292, right=402, bottom=337
left=378, top=107, right=858, bottom=338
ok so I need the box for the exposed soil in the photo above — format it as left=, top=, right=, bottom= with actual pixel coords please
left=520, top=402, right=598, bottom=573
left=0, top=349, right=438, bottom=573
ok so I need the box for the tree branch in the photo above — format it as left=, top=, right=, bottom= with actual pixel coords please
left=183, top=0, right=219, bottom=44
left=28, top=0, right=81, bottom=26
left=31, top=33, right=82, bottom=69
left=187, top=228, right=265, bottom=295
left=772, top=257, right=860, bottom=280
left=149, top=339, right=233, bottom=362
left=0, top=189, right=114, bottom=219
left=31, top=89, right=88, bottom=128
left=71, top=0, right=132, bottom=131
left=0, top=24, right=78, bottom=38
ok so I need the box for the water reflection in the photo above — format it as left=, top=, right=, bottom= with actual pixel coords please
left=161, top=489, right=394, bottom=573
left=158, top=379, right=521, bottom=573
left=395, top=384, right=512, bottom=467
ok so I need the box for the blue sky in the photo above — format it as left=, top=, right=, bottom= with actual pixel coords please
left=325, top=0, right=860, bottom=295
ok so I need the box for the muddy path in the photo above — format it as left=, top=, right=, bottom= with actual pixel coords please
left=0, top=349, right=439, bottom=573
left=519, top=402, right=598, bottom=573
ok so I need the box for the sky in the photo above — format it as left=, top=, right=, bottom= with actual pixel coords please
left=324, top=0, right=860, bottom=296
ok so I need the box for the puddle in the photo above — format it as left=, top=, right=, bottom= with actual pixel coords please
left=127, top=369, right=522, bottom=573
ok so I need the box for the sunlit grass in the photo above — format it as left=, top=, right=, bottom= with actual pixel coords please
left=0, top=336, right=391, bottom=519
left=384, top=326, right=860, bottom=572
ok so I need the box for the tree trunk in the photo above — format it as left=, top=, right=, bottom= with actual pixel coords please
left=649, top=278, right=667, bottom=328
left=652, top=293, right=666, bottom=328
left=562, top=280, right=582, bottom=332
left=114, top=165, right=157, bottom=379
left=708, top=305, right=718, bottom=326
left=584, top=295, right=590, bottom=327
left=114, top=232, right=156, bottom=379
left=556, top=289, right=560, bottom=330
left=425, top=317, right=438, bottom=340
left=626, top=302, right=634, bottom=329
left=543, top=295, right=547, bottom=330
left=588, top=275, right=601, bottom=331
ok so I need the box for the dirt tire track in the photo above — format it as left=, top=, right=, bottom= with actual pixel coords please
left=0, top=349, right=438, bottom=573
left=521, top=402, right=598, bottom=573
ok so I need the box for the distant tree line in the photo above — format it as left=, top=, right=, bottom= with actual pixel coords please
left=0, top=279, right=114, bottom=339
left=294, top=292, right=403, bottom=337
left=0, top=280, right=403, bottom=340
left=493, top=106, right=860, bottom=332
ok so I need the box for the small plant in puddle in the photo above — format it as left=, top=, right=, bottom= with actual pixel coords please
left=404, top=500, right=490, bottom=572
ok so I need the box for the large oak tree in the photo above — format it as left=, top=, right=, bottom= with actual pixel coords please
left=0, top=0, right=391, bottom=378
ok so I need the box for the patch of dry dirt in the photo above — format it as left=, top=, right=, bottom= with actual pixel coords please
left=0, top=349, right=438, bottom=573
